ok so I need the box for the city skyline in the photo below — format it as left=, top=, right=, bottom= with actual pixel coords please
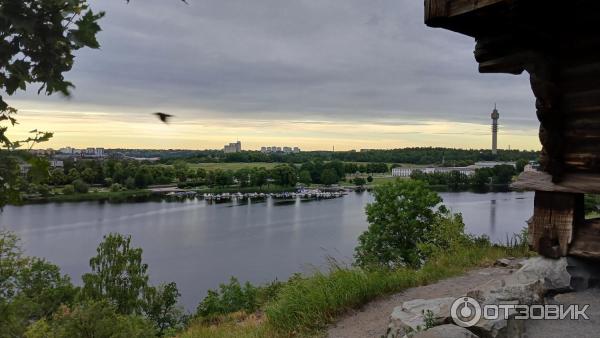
left=5, top=0, right=540, bottom=151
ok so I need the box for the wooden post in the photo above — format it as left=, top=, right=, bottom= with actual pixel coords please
left=530, top=191, right=583, bottom=257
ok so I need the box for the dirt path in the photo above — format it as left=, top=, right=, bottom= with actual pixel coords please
left=327, top=266, right=515, bottom=338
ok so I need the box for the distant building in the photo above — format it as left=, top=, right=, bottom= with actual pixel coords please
left=224, top=141, right=242, bottom=153
left=49, top=160, right=64, bottom=168
left=474, top=161, right=516, bottom=168
left=82, top=147, right=105, bottom=158
left=58, top=147, right=75, bottom=154
left=260, top=145, right=301, bottom=153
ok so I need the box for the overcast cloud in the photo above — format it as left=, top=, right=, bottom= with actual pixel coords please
left=11, top=0, right=539, bottom=149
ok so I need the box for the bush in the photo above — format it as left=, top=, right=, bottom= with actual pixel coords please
left=61, top=184, right=75, bottom=195
left=72, top=179, right=89, bottom=194
left=110, top=183, right=123, bottom=192
left=24, top=300, right=155, bottom=338
left=352, top=177, right=366, bottom=186
left=0, top=231, right=78, bottom=338
left=355, top=180, right=465, bottom=268
left=196, top=277, right=258, bottom=321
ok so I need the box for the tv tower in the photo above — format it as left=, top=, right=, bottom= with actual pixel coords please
left=491, top=103, right=499, bottom=155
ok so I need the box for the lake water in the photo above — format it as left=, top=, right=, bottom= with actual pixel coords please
left=0, top=191, right=533, bottom=310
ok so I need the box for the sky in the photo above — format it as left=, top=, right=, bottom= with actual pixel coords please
left=7, top=0, right=540, bottom=151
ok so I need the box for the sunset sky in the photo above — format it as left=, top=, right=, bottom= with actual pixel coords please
left=6, top=0, right=540, bottom=151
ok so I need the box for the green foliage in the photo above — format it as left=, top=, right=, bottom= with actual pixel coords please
left=0, top=231, right=77, bottom=337
left=516, top=159, right=529, bottom=173
left=61, top=185, right=75, bottom=195
left=269, top=165, right=297, bottom=187
left=72, top=179, right=89, bottom=194
left=352, top=177, right=366, bottom=186
left=265, top=241, right=531, bottom=336
left=367, top=175, right=373, bottom=182
left=142, top=282, right=183, bottom=336
left=355, top=180, right=455, bottom=268
left=196, top=277, right=258, bottom=321
left=27, top=157, right=50, bottom=184
left=24, top=300, right=155, bottom=338
left=111, top=183, right=124, bottom=192
left=320, top=168, right=339, bottom=186
left=585, top=194, right=600, bottom=214
left=0, top=153, right=21, bottom=209
left=82, top=233, right=149, bottom=315
left=298, top=170, right=312, bottom=185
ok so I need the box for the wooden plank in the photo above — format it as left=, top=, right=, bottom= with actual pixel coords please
left=425, top=0, right=510, bottom=25
left=569, top=218, right=600, bottom=259
left=512, top=171, right=600, bottom=194
left=531, top=191, right=579, bottom=257
left=446, top=0, right=507, bottom=18
left=425, top=0, right=448, bottom=22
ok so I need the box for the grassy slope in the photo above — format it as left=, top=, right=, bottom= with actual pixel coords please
left=179, top=244, right=532, bottom=338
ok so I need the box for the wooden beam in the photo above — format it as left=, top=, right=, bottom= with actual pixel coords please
left=512, top=171, right=600, bottom=194
left=569, top=218, right=600, bottom=259
left=425, top=0, right=506, bottom=22
left=531, top=191, right=580, bottom=257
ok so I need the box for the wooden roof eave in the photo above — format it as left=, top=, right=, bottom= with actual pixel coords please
left=425, top=0, right=511, bottom=38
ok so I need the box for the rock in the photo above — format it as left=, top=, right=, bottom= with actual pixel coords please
left=411, top=324, right=480, bottom=338
left=566, top=256, right=600, bottom=291
left=387, top=298, right=455, bottom=338
left=512, top=257, right=571, bottom=292
left=493, top=259, right=511, bottom=267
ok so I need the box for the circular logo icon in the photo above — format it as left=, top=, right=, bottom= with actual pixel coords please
left=451, top=297, right=482, bottom=327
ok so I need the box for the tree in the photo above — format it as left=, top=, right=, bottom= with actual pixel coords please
left=49, top=168, right=68, bottom=186
left=142, top=282, right=182, bottom=336
left=353, top=177, right=366, bottom=187
left=72, top=179, right=89, bottom=194
left=82, top=233, right=149, bottom=315
left=134, top=166, right=153, bottom=188
left=80, top=168, right=96, bottom=184
left=27, top=157, right=50, bottom=184
left=270, top=165, right=297, bottom=187
left=298, top=170, right=312, bottom=185
left=355, top=180, right=449, bottom=268
left=67, top=168, right=80, bottom=183
left=250, top=168, right=268, bottom=188
left=516, top=159, right=528, bottom=173
left=320, top=168, right=339, bottom=186
left=62, top=185, right=75, bottom=195
left=24, top=300, right=155, bottom=338
left=366, top=175, right=373, bottom=183
left=0, top=231, right=77, bottom=337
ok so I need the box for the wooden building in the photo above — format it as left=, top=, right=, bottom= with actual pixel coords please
left=424, top=0, right=600, bottom=259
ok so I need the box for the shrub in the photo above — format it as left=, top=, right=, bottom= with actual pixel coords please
left=110, top=183, right=123, bottom=192
left=72, top=179, right=89, bottom=194
left=352, top=177, right=366, bottom=186
left=24, top=300, right=155, bottom=338
left=196, top=277, right=258, bottom=321
left=355, top=180, right=465, bottom=268
left=62, top=185, right=75, bottom=195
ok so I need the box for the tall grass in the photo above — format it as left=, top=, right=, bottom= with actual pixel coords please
left=181, top=241, right=532, bottom=337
